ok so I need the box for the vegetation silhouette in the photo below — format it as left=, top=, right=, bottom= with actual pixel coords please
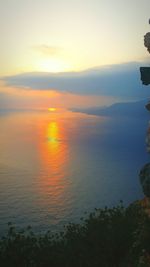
left=1, top=202, right=150, bottom=267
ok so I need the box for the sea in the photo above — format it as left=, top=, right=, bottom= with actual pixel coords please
left=0, top=108, right=148, bottom=234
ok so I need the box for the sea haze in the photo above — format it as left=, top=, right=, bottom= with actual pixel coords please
left=0, top=100, right=148, bottom=234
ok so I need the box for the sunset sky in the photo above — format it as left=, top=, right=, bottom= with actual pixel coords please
left=0, top=0, right=150, bottom=109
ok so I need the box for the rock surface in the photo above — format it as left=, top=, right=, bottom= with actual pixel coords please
left=140, top=163, right=150, bottom=197
left=144, top=32, right=150, bottom=53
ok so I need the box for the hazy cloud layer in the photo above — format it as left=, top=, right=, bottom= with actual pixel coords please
left=1, top=62, right=149, bottom=99
left=32, top=45, right=62, bottom=56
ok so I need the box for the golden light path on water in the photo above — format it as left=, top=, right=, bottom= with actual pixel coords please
left=37, top=111, right=71, bottom=219
left=35, top=109, right=107, bottom=225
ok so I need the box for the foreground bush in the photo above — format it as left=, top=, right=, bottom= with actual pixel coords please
left=0, top=202, right=150, bottom=267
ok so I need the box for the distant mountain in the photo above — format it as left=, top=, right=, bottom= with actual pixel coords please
left=72, top=100, right=149, bottom=118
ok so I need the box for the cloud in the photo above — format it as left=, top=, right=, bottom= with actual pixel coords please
left=32, top=44, right=62, bottom=57
left=1, top=62, right=149, bottom=99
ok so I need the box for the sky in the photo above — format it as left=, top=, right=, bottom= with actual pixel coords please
left=0, top=0, right=150, bottom=109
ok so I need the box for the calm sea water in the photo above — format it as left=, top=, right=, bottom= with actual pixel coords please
left=0, top=109, right=147, bottom=234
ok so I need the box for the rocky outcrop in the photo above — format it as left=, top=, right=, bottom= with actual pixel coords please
left=139, top=20, right=150, bottom=198
left=140, top=67, right=150, bottom=85
left=144, top=32, right=150, bottom=53
left=140, top=163, right=150, bottom=197
left=140, top=20, right=150, bottom=86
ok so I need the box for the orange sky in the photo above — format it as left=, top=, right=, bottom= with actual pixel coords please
left=0, top=81, right=121, bottom=110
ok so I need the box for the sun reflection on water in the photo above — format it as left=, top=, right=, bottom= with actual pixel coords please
left=47, top=121, right=59, bottom=145
left=37, top=116, right=70, bottom=216
left=45, top=120, right=68, bottom=174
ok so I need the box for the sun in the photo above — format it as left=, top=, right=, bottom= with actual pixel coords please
left=38, top=58, right=71, bottom=73
left=48, top=107, right=56, bottom=112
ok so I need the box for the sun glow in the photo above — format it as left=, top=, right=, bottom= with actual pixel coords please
left=48, top=107, right=56, bottom=112
left=38, top=58, right=72, bottom=73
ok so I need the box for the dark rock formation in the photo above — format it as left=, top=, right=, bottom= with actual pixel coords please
left=140, top=21, right=150, bottom=85
left=140, top=67, right=150, bottom=85
left=144, top=32, right=150, bottom=53
left=139, top=20, right=150, bottom=198
left=140, top=163, right=150, bottom=197
left=145, top=102, right=150, bottom=111
left=146, top=126, right=150, bottom=153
